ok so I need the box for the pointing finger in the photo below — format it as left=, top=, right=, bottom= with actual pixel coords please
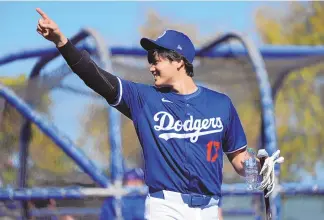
left=36, top=8, right=49, bottom=20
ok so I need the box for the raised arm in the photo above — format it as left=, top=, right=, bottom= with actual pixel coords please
left=35, top=8, right=119, bottom=104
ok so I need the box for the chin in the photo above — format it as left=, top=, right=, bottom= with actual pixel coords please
left=153, top=77, right=172, bottom=88
left=154, top=80, right=168, bottom=88
left=153, top=79, right=161, bottom=86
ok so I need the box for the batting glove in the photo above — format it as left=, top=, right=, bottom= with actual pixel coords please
left=257, top=150, right=284, bottom=198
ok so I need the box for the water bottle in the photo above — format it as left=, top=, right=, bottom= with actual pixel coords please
left=244, top=148, right=260, bottom=190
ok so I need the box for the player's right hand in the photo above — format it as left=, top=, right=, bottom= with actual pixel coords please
left=36, top=8, right=67, bottom=47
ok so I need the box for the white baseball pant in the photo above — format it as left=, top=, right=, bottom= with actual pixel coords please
left=144, top=190, right=219, bottom=220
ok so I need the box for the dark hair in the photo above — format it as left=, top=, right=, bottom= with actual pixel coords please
left=147, top=48, right=194, bottom=77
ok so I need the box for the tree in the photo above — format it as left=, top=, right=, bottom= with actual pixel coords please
left=0, top=75, right=74, bottom=186
left=255, top=2, right=324, bottom=181
left=256, top=2, right=324, bottom=45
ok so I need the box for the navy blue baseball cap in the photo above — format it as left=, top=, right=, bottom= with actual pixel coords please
left=140, top=30, right=196, bottom=63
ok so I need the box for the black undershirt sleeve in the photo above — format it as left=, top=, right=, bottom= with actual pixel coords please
left=57, top=40, right=119, bottom=105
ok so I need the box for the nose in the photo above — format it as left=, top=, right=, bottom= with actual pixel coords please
left=150, top=64, right=156, bottom=73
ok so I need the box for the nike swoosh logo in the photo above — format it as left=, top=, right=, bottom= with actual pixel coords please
left=161, top=98, right=173, bottom=103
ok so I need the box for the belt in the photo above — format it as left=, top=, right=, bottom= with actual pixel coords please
left=149, top=190, right=219, bottom=208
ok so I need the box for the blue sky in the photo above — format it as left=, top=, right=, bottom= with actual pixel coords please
left=0, top=1, right=279, bottom=164
left=1, top=1, right=273, bottom=58
left=1, top=1, right=282, bottom=76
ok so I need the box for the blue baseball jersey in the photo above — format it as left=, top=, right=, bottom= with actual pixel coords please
left=112, top=78, right=247, bottom=197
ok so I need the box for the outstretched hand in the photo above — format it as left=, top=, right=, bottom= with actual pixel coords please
left=36, top=8, right=67, bottom=47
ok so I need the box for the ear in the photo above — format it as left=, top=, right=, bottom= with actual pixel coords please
left=176, top=60, right=185, bottom=71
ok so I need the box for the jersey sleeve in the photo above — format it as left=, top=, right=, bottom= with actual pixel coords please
left=110, top=77, right=147, bottom=121
left=222, top=99, right=247, bottom=154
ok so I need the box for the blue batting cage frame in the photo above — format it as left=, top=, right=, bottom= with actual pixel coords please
left=1, top=29, right=324, bottom=219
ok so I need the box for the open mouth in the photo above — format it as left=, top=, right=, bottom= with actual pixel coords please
left=152, top=71, right=160, bottom=81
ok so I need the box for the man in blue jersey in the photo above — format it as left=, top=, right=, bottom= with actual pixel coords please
left=35, top=8, right=284, bottom=220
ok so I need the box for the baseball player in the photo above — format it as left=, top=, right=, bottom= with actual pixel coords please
left=36, top=8, right=284, bottom=220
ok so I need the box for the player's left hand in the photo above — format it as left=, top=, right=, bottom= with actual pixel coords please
left=257, top=150, right=284, bottom=198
